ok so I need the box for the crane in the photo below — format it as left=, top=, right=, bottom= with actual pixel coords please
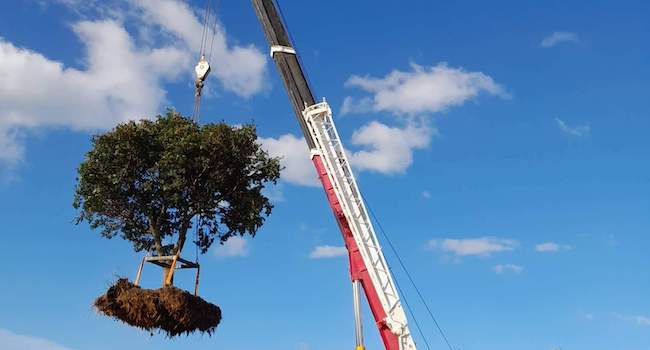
left=251, top=1, right=418, bottom=349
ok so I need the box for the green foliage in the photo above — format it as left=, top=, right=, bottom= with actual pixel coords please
left=74, top=110, right=281, bottom=256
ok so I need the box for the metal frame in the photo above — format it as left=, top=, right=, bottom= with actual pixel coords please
left=133, top=254, right=201, bottom=296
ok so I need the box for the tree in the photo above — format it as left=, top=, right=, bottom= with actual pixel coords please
left=74, top=111, right=281, bottom=279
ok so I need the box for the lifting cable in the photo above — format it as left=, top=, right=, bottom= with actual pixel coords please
left=199, top=0, right=212, bottom=59
left=191, top=0, right=220, bottom=263
left=192, top=0, right=218, bottom=121
left=207, top=0, right=221, bottom=65
left=392, top=268, right=433, bottom=350
left=362, top=193, right=456, bottom=350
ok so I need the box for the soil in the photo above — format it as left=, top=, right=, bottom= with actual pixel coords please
left=94, top=278, right=221, bottom=337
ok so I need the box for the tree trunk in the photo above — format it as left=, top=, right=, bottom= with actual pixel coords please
left=149, top=215, right=192, bottom=288
left=149, top=219, right=164, bottom=255
left=148, top=216, right=171, bottom=286
left=163, top=267, right=173, bottom=287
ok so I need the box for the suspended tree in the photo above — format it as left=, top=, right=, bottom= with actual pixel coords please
left=74, top=111, right=281, bottom=280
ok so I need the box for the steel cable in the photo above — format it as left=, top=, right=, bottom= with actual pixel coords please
left=363, top=193, right=456, bottom=350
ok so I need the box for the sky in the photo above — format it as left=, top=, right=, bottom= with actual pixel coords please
left=0, top=0, right=649, bottom=349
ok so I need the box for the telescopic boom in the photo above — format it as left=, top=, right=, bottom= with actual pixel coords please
left=251, top=2, right=417, bottom=349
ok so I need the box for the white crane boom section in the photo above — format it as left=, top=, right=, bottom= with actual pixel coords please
left=303, top=102, right=417, bottom=350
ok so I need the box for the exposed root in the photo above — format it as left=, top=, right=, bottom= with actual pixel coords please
left=95, top=278, right=221, bottom=337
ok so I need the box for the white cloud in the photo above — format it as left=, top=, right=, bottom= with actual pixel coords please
left=0, top=0, right=267, bottom=166
left=428, top=237, right=518, bottom=257
left=0, top=20, right=185, bottom=130
left=422, top=191, right=431, bottom=199
left=259, top=134, right=319, bottom=187
left=342, top=63, right=507, bottom=116
left=0, top=329, right=75, bottom=350
left=128, top=0, right=267, bottom=97
left=540, top=31, right=579, bottom=48
left=339, top=63, right=505, bottom=175
left=340, top=96, right=373, bottom=115
left=213, top=236, right=249, bottom=258
left=260, top=122, right=432, bottom=185
left=535, top=242, right=571, bottom=253
left=310, top=245, right=347, bottom=259
left=494, top=264, right=523, bottom=274
left=615, top=314, right=650, bottom=327
left=349, top=121, right=433, bottom=174
left=556, top=118, right=590, bottom=137
left=584, top=313, right=595, bottom=321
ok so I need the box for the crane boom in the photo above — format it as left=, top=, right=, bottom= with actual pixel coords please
left=250, top=0, right=316, bottom=149
left=251, top=2, right=416, bottom=349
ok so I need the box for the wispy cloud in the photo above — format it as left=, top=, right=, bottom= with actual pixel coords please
left=428, top=237, right=518, bottom=257
left=0, top=329, right=75, bottom=350
left=615, top=313, right=650, bottom=327
left=422, top=191, right=432, bottom=199
left=637, top=316, right=650, bottom=326
left=310, top=245, right=347, bottom=259
left=494, top=264, right=524, bottom=274
left=535, top=242, right=572, bottom=253
left=541, top=31, right=579, bottom=48
left=556, top=118, right=591, bottom=137
left=213, top=236, right=249, bottom=258
left=0, top=127, right=24, bottom=169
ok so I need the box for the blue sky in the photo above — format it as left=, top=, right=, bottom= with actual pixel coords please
left=0, top=1, right=649, bottom=349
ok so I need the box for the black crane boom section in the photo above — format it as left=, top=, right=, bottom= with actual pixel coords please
left=251, top=0, right=317, bottom=148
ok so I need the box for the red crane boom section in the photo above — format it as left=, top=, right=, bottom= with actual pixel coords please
left=313, top=155, right=399, bottom=350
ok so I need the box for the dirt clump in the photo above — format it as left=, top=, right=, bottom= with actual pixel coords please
left=94, top=278, right=221, bottom=337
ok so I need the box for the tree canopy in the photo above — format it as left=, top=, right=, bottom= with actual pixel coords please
left=74, top=111, right=281, bottom=257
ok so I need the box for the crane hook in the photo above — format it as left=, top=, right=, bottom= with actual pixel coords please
left=194, top=55, right=211, bottom=97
